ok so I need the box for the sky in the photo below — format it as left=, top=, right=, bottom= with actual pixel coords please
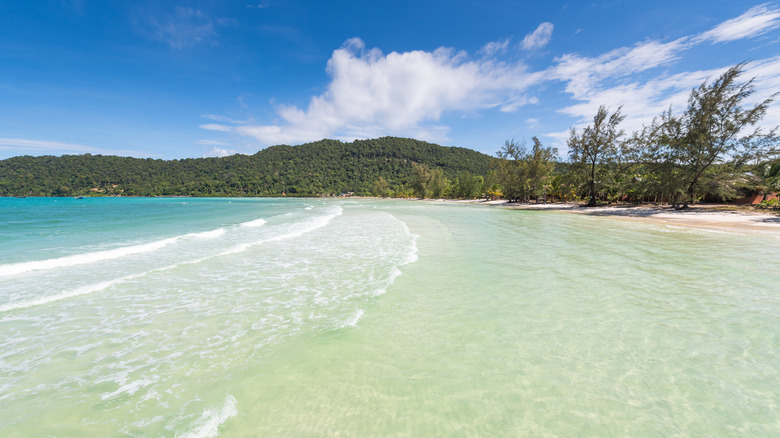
left=1, top=1, right=779, bottom=160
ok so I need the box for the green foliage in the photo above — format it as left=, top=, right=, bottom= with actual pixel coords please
left=450, top=172, right=483, bottom=199
left=651, top=63, right=778, bottom=206
left=371, top=176, right=391, bottom=197
left=410, top=163, right=431, bottom=198
left=0, top=137, right=492, bottom=197
left=495, top=137, right=557, bottom=202
left=568, top=106, right=627, bottom=206
left=427, top=168, right=449, bottom=199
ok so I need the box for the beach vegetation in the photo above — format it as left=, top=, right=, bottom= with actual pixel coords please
left=567, top=106, right=627, bottom=206
left=648, top=63, right=778, bottom=208
left=495, top=137, right=557, bottom=202
left=1, top=65, right=777, bottom=207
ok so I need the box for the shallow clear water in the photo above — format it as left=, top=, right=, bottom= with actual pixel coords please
left=1, top=197, right=778, bottom=436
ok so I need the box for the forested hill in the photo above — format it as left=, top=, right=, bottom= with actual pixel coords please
left=0, top=137, right=493, bottom=197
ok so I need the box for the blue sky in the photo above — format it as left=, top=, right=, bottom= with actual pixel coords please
left=1, top=1, right=779, bottom=159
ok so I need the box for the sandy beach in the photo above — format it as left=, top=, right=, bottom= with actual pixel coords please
left=441, top=199, right=780, bottom=234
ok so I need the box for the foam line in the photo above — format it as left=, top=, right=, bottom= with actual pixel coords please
left=0, top=227, right=226, bottom=277
left=178, top=395, right=237, bottom=438
left=220, top=208, right=342, bottom=256
left=0, top=211, right=343, bottom=311
left=240, top=218, right=267, bottom=228
left=0, top=274, right=141, bottom=312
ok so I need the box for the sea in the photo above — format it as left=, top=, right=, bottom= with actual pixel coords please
left=1, top=197, right=778, bottom=436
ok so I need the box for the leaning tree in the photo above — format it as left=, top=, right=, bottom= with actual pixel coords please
left=657, top=63, right=778, bottom=207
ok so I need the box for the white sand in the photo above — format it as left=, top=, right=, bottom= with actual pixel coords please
left=442, top=199, right=780, bottom=234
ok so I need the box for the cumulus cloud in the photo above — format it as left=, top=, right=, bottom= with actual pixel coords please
left=218, top=37, right=542, bottom=145
left=204, top=5, right=780, bottom=150
left=697, top=4, right=780, bottom=43
left=521, top=22, right=554, bottom=51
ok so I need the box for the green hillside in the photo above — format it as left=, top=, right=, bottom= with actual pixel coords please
left=0, top=137, right=493, bottom=197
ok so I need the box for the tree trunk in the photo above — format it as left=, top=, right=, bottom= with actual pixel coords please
left=587, top=160, right=597, bottom=206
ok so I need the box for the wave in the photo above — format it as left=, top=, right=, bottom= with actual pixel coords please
left=371, top=215, right=419, bottom=298
left=177, top=395, right=237, bottom=438
left=0, top=273, right=143, bottom=312
left=219, top=207, right=343, bottom=256
left=398, top=219, right=419, bottom=265
left=0, top=227, right=226, bottom=278
left=0, top=210, right=342, bottom=312
left=240, top=218, right=267, bottom=228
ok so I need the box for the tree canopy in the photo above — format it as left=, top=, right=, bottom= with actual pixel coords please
left=0, top=137, right=492, bottom=197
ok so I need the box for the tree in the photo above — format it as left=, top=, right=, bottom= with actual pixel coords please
left=371, top=176, right=391, bottom=197
left=525, top=137, right=558, bottom=202
left=496, top=139, right=528, bottom=202
left=410, top=163, right=431, bottom=198
left=428, top=168, right=449, bottom=199
left=656, top=63, right=778, bottom=207
left=452, top=172, right=483, bottom=199
left=568, top=106, right=626, bottom=206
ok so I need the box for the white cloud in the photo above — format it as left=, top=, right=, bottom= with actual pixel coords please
left=220, top=37, right=542, bottom=146
left=199, top=123, right=233, bottom=132
left=201, top=114, right=249, bottom=124
left=521, top=22, right=554, bottom=51
left=145, top=7, right=216, bottom=49
left=547, top=57, right=780, bottom=156
left=546, top=4, right=780, bottom=134
left=742, top=56, right=780, bottom=130
left=202, top=147, right=235, bottom=158
left=697, top=4, right=780, bottom=43
left=0, top=138, right=101, bottom=153
left=480, top=38, right=511, bottom=56
left=551, top=37, right=691, bottom=101
left=195, top=139, right=233, bottom=146
left=204, top=5, right=780, bottom=151
left=246, top=1, right=270, bottom=9
left=0, top=138, right=144, bottom=157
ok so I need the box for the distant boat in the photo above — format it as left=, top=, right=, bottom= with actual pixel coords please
left=75, top=196, right=84, bottom=199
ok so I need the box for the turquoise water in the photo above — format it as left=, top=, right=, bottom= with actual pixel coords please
left=1, top=197, right=778, bottom=436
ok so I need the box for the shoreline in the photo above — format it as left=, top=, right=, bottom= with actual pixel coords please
left=8, top=195, right=779, bottom=234
left=442, top=199, right=780, bottom=234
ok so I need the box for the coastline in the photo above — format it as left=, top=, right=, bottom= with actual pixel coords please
left=430, top=198, right=780, bottom=234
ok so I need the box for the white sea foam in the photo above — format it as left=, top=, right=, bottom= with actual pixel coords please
left=0, top=227, right=226, bottom=277
left=177, top=395, right=237, bottom=438
left=342, top=309, right=365, bottom=327
left=374, top=267, right=404, bottom=297
left=240, top=218, right=267, bottom=228
left=101, top=379, right=153, bottom=401
left=397, top=218, right=419, bottom=265
left=219, top=208, right=342, bottom=256
left=188, top=229, right=227, bottom=239
left=0, top=274, right=140, bottom=312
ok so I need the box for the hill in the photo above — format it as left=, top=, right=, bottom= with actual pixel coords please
left=0, top=137, right=493, bottom=197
